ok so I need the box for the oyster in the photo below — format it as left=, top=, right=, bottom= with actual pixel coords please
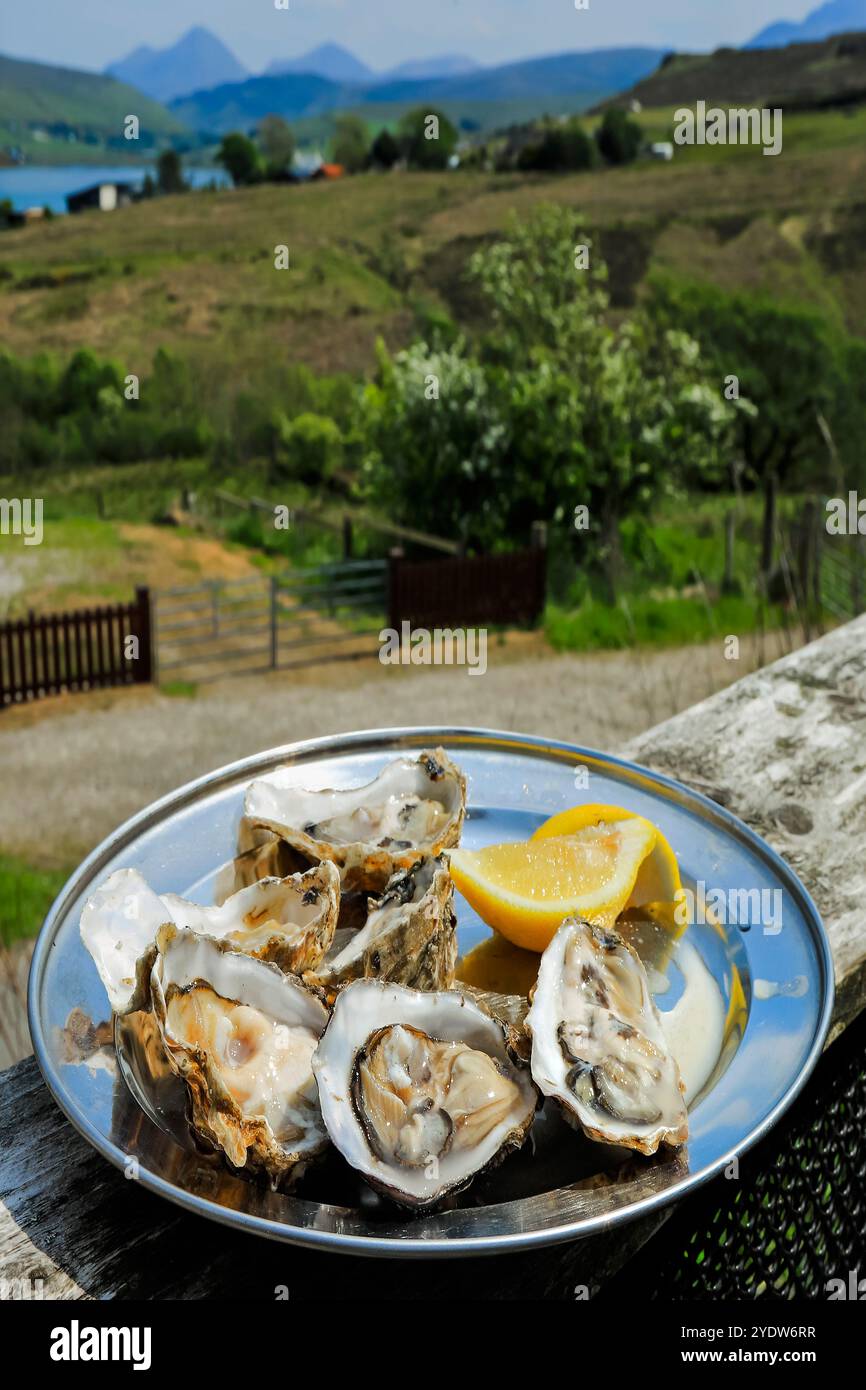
left=306, top=856, right=457, bottom=995
left=313, top=980, right=538, bottom=1208
left=80, top=862, right=339, bottom=1013
left=151, top=924, right=329, bottom=1185
left=526, top=917, right=688, bottom=1155
left=242, top=748, right=466, bottom=891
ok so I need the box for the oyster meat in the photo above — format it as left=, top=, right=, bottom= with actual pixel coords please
left=80, top=862, right=339, bottom=1013
left=313, top=979, right=537, bottom=1207
left=151, top=924, right=330, bottom=1185
left=242, top=748, right=466, bottom=891
left=306, top=856, right=457, bottom=995
left=526, top=917, right=688, bottom=1155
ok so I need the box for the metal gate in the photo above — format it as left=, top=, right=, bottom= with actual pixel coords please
left=155, top=560, right=387, bottom=684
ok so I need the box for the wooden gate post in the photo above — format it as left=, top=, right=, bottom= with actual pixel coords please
left=270, top=576, right=279, bottom=670
left=134, top=586, right=154, bottom=685
left=388, top=547, right=405, bottom=632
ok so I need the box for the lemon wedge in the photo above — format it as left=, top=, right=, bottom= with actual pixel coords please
left=448, top=817, right=658, bottom=952
left=532, top=803, right=683, bottom=912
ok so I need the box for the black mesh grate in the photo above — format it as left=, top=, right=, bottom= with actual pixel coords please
left=602, top=1006, right=866, bottom=1301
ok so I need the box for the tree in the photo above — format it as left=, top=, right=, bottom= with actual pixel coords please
left=257, top=115, right=295, bottom=175
left=370, top=128, right=400, bottom=169
left=517, top=119, right=596, bottom=172
left=596, top=108, right=643, bottom=165
left=216, top=132, right=262, bottom=186
left=156, top=149, right=186, bottom=194
left=363, top=207, right=743, bottom=587
left=645, top=276, right=858, bottom=569
left=331, top=114, right=368, bottom=173
left=399, top=107, right=458, bottom=170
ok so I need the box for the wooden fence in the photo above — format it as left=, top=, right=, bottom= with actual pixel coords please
left=0, top=586, right=152, bottom=708
left=388, top=546, right=547, bottom=631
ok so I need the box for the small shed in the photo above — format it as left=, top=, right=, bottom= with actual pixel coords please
left=66, top=182, right=135, bottom=214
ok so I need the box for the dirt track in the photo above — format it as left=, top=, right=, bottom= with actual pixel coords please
left=1, top=626, right=801, bottom=869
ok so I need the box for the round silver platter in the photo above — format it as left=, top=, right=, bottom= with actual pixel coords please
left=28, top=728, right=834, bottom=1258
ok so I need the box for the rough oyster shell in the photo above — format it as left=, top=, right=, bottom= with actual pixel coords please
left=242, top=748, right=466, bottom=892
left=526, top=917, right=688, bottom=1155
left=305, top=856, right=457, bottom=996
left=80, top=863, right=339, bottom=1013
left=312, top=979, right=538, bottom=1208
left=151, top=924, right=330, bottom=1186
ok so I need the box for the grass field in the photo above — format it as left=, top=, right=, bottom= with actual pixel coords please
left=2, top=130, right=864, bottom=388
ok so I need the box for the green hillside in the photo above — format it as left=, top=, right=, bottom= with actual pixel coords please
left=0, top=52, right=187, bottom=162
left=1, top=122, right=864, bottom=382
left=596, top=31, right=866, bottom=111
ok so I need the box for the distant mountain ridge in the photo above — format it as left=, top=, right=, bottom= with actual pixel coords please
left=171, top=47, right=666, bottom=132
left=106, top=25, right=247, bottom=102
left=265, top=43, right=373, bottom=83
left=748, top=0, right=866, bottom=48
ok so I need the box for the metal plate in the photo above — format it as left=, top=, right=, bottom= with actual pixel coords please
left=28, top=728, right=834, bottom=1258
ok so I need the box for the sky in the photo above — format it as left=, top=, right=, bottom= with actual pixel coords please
left=1, top=0, right=819, bottom=74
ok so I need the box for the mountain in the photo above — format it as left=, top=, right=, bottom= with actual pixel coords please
left=106, top=25, right=247, bottom=102
left=265, top=43, right=373, bottom=83
left=384, top=55, right=482, bottom=80
left=0, top=51, right=186, bottom=138
left=595, top=31, right=866, bottom=111
left=748, top=0, right=866, bottom=47
left=363, top=48, right=665, bottom=104
left=171, top=72, right=352, bottom=130
left=172, top=47, right=665, bottom=133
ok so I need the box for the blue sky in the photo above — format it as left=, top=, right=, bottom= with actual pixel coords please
left=1, top=0, right=818, bottom=73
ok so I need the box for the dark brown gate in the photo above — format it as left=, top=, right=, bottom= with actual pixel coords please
left=388, top=547, right=546, bottom=630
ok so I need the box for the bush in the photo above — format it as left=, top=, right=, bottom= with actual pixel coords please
left=272, top=412, right=344, bottom=484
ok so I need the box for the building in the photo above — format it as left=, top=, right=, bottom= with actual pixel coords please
left=66, top=182, right=135, bottom=214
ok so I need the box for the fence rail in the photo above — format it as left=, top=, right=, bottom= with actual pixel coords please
left=0, top=586, right=152, bottom=708
left=211, top=489, right=461, bottom=556
left=154, top=562, right=388, bottom=683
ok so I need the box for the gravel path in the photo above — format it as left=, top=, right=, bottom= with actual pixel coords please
left=2, top=627, right=799, bottom=868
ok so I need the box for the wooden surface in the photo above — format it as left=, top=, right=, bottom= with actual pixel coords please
left=1, top=616, right=864, bottom=1299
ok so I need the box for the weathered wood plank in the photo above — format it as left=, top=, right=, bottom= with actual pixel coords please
left=0, top=1055, right=668, bottom=1300
left=2, top=616, right=863, bottom=1297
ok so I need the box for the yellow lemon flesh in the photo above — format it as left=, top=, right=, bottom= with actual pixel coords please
left=448, top=817, right=658, bottom=953
left=532, top=803, right=683, bottom=915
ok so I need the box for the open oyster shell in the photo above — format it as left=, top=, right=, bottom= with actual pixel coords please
left=526, top=917, right=688, bottom=1155
left=151, top=924, right=330, bottom=1186
left=305, top=856, right=457, bottom=996
left=80, top=862, right=339, bottom=1014
left=242, top=748, right=466, bottom=892
left=312, top=979, right=538, bottom=1208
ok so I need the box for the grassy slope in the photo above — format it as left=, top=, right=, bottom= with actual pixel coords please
left=594, top=32, right=866, bottom=110
left=1, top=124, right=863, bottom=388
left=0, top=53, right=186, bottom=135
